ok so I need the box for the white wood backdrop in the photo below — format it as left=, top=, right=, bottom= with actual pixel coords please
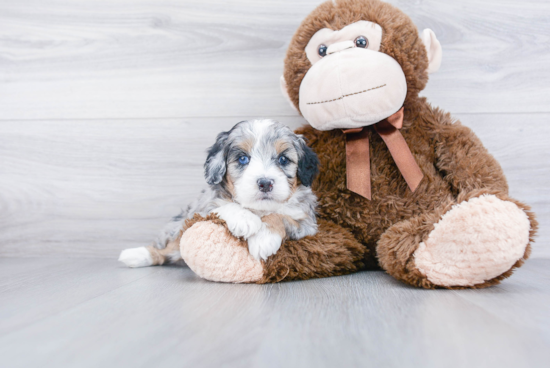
left=1, top=0, right=549, bottom=258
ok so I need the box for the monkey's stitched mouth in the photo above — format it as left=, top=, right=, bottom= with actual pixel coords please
left=306, top=84, right=386, bottom=105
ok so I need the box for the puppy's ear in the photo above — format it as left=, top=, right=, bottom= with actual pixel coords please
left=204, top=131, right=229, bottom=185
left=296, top=138, right=319, bottom=187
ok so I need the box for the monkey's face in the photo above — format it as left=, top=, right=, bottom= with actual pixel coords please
left=280, top=0, right=442, bottom=131
left=299, top=21, right=407, bottom=131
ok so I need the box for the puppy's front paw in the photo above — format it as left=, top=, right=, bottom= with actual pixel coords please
left=248, top=224, right=283, bottom=261
left=118, top=247, right=153, bottom=268
left=213, top=204, right=262, bottom=239
left=227, top=211, right=263, bottom=239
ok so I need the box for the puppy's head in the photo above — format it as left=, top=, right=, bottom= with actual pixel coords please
left=204, top=119, right=319, bottom=211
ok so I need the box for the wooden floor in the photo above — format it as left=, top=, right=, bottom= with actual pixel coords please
left=1, top=258, right=549, bottom=368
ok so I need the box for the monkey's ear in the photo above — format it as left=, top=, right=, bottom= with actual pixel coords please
left=420, top=29, right=442, bottom=74
left=280, top=75, right=298, bottom=112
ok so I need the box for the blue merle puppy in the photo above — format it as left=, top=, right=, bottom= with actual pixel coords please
left=119, top=119, right=319, bottom=267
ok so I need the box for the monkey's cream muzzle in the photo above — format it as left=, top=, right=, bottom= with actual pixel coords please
left=299, top=47, right=407, bottom=131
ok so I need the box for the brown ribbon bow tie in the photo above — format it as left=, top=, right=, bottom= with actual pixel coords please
left=342, top=107, right=423, bottom=200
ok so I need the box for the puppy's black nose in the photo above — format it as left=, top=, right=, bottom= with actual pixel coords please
left=257, top=178, right=274, bottom=193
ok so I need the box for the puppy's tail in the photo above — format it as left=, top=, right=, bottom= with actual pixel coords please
left=119, top=212, right=185, bottom=268
left=118, top=240, right=182, bottom=268
left=118, top=247, right=154, bottom=268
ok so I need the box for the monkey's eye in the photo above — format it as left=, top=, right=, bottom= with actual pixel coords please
left=318, top=44, right=328, bottom=57
left=278, top=156, right=289, bottom=166
left=238, top=156, right=249, bottom=165
left=354, top=36, right=368, bottom=48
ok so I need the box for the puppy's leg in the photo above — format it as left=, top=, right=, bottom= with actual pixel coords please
left=119, top=233, right=183, bottom=268
left=212, top=203, right=262, bottom=239
left=248, top=214, right=286, bottom=261
left=146, top=237, right=183, bottom=266
left=119, top=187, right=220, bottom=268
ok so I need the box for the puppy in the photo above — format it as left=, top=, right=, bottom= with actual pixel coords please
left=119, top=119, right=319, bottom=267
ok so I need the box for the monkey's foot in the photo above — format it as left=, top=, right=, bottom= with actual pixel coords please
left=414, top=195, right=531, bottom=287
left=181, top=220, right=263, bottom=283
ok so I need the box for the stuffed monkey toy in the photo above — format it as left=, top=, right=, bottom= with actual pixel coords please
left=180, top=0, right=537, bottom=288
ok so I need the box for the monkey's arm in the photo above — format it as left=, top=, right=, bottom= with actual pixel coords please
left=180, top=215, right=366, bottom=283
left=433, top=119, right=509, bottom=197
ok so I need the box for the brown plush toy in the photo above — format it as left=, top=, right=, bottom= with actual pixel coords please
left=180, top=0, right=537, bottom=288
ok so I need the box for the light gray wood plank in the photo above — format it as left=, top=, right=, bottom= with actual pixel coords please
left=0, top=113, right=548, bottom=258
left=1, top=0, right=549, bottom=120
left=454, top=260, right=550, bottom=344
left=0, top=258, right=160, bottom=335
left=0, top=258, right=549, bottom=368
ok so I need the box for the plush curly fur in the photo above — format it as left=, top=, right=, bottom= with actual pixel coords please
left=180, top=0, right=537, bottom=288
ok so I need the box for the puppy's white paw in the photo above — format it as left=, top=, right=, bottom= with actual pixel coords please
left=213, top=203, right=262, bottom=239
left=118, top=247, right=153, bottom=268
left=248, top=224, right=283, bottom=261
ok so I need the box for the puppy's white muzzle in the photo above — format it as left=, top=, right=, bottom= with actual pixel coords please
left=299, top=48, right=407, bottom=131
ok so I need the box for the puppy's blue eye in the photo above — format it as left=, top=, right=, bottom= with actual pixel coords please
left=278, top=156, right=289, bottom=166
left=238, top=156, right=249, bottom=165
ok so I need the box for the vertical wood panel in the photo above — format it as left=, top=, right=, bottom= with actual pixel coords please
left=0, top=0, right=548, bottom=258
left=1, top=114, right=548, bottom=258
left=1, top=0, right=549, bottom=119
